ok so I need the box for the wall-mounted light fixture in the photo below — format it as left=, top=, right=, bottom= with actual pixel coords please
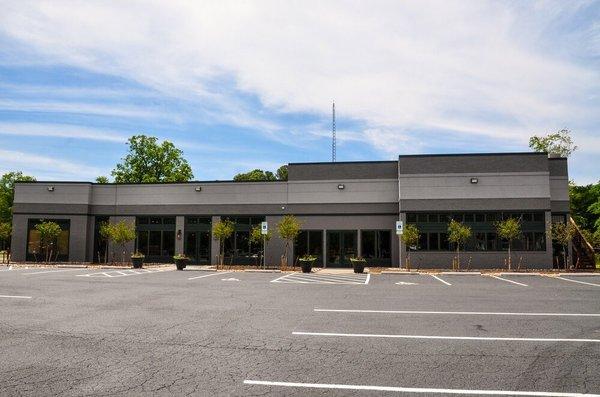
left=47, top=186, right=55, bottom=192
left=281, top=206, right=286, bottom=210
left=177, top=229, right=182, bottom=240
left=337, top=184, right=345, bottom=190
left=194, top=186, right=202, bottom=192
left=470, top=177, right=478, bottom=184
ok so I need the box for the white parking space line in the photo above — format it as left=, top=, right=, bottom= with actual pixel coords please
left=430, top=274, right=451, bottom=285
left=23, top=268, right=87, bottom=275
left=271, top=273, right=369, bottom=285
left=188, top=271, right=232, bottom=280
left=77, top=268, right=171, bottom=278
left=0, top=294, right=32, bottom=299
left=292, top=331, right=600, bottom=343
left=553, top=276, right=600, bottom=287
left=243, top=379, right=600, bottom=396
left=313, top=309, right=600, bottom=317
left=489, top=275, right=528, bottom=286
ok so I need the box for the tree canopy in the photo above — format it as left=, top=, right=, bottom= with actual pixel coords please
left=0, top=171, right=36, bottom=223
left=569, top=181, right=600, bottom=247
left=233, top=165, right=288, bottom=181
left=529, top=128, right=577, bottom=157
left=111, top=135, right=194, bottom=183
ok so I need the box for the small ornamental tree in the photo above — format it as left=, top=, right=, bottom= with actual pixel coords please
left=447, top=219, right=472, bottom=270
left=109, top=220, right=136, bottom=264
left=213, top=219, right=234, bottom=268
left=551, top=221, right=576, bottom=269
left=495, top=217, right=522, bottom=270
left=250, top=225, right=272, bottom=266
left=35, top=221, right=62, bottom=263
left=277, top=215, right=301, bottom=268
left=98, top=221, right=112, bottom=263
left=400, top=224, right=420, bottom=269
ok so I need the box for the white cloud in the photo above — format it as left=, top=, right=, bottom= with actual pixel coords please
left=0, top=122, right=127, bottom=142
left=0, top=149, right=103, bottom=179
left=0, top=1, right=598, bottom=168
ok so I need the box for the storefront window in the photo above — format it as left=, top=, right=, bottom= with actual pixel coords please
left=26, top=219, right=70, bottom=261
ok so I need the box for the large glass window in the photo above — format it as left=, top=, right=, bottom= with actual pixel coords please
left=406, top=212, right=546, bottom=252
left=221, top=216, right=265, bottom=264
left=295, top=230, right=324, bottom=263
left=26, top=219, right=70, bottom=261
left=135, top=216, right=176, bottom=262
left=361, top=230, right=391, bottom=265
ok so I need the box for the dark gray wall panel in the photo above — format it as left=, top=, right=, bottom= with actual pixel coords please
left=400, top=198, right=551, bottom=211
left=288, top=161, right=398, bottom=180
left=13, top=203, right=90, bottom=215
left=399, top=153, right=548, bottom=174
left=548, top=158, right=568, bottom=176
left=551, top=200, right=570, bottom=213
left=89, top=203, right=399, bottom=216
left=408, top=251, right=552, bottom=269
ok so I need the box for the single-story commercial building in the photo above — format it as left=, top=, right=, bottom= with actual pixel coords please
left=10, top=152, right=570, bottom=269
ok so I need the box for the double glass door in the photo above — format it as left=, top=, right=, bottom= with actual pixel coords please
left=184, top=231, right=211, bottom=265
left=326, top=231, right=358, bottom=267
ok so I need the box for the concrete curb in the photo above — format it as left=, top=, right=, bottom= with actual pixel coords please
left=244, top=269, right=281, bottom=273
left=495, top=272, right=541, bottom=276
left=557, top=273, right=599, bottom=277
left=439, top=271, right=481, bottom=275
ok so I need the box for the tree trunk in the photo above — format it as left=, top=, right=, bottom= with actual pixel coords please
left=456, top=246, right=460, bottom=270
left=508, top=243, right=512, bottom=271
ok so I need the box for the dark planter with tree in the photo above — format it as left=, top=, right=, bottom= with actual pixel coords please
left=131, top=252, right=144, bottom=269
left=173, top=254, right=189, bottom=270
left=350, top=257, right=366, bottom=274
left=298, top=255, right=316, bottom=273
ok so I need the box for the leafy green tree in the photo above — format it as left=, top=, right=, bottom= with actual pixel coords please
left=568, top=181, right=600, bottom=245
left=529, top=128, right=577, bottom=157
left=111, top=135, right=194, bottom=183
left=0, top=171, right=36, bottom=223
left=277, top=215, right=301, bottom=268
left=276, top=165, right=288, bottom=181
left=233, top=165, right=288, bottom=181
left=95, top=176, right=109, bottom=184
left=495, top=218, right=522, bottom=270
left=35, top=221, right=62, bottom=263
left=400, top=224, right=420, bottom=268
left=447, top=219, right=472, bottom=270
left=213, top=219, right=235, bottom=268
left=0, top=222, right=11, bottom=251
left=233, top=169, right=276, bottom=181
left=107, top=220, right=137, bottom=264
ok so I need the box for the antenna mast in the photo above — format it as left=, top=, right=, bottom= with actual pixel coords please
left=332, top=101, right=336, bottom=162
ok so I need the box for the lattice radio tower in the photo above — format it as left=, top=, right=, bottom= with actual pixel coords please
left=332, top=101, right=336, bottom=162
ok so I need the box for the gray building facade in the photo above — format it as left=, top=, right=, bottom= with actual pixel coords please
left=11, top=152, right=569, bottom=269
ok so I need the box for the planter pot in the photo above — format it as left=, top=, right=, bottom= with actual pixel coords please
left=174, top=258, right=188, bottom=270
left=351, top=260, right=366, bottom=274
left=131, top=257, right=144, bottom=269
left=299, top=259, right=315, bottom=273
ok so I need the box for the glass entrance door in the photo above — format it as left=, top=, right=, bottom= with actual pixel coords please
left=326, top=230, right=357, bottom=267
left=184, top=231, right=211, bottom=265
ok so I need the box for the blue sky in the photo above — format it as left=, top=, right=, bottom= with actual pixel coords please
left=0, top=1, right=598, bottom=183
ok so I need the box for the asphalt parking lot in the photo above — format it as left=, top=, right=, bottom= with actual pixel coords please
left=1, top=267, right=599, bottom=396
